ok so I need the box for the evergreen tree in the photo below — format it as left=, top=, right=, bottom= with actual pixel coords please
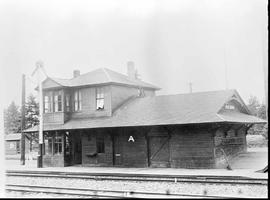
left=25, top=94, right=39, bottom=129
left=25, top=94, right=39, bottom=151
left=4, top=101, right=21, bottom=134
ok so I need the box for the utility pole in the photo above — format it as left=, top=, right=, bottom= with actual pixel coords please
left=189, top=82, right=193, bottom=93
left=20, top=74, right=26, bottom=165
left=32, top=61, right=44, bottom=168
left=261, top=16, right=268, bottom=121
left=224, top=49, right=228, bottom=90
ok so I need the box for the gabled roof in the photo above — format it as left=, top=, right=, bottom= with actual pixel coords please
left=42, top=68, right=160, bottom=90
left=24, top=89, right=266, bottom=132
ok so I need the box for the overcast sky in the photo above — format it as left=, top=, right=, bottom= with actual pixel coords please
left=0, top=0, right=268, bottom=108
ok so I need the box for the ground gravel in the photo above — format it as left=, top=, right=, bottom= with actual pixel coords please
left=6, top=176, right=268, bottom=198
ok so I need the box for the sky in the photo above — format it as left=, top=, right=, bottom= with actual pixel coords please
left=0, top=0, right=268, bottom=108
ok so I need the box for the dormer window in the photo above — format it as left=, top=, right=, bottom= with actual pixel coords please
left=96, top=87, right=104, bottom=110
left=74, top=90, right=82, bottom=111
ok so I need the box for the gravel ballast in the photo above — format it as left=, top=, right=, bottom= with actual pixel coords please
left=5, top=176, right=268, bottom=198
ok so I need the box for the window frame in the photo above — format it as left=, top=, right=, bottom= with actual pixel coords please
left=74, top=90, right=82, bottom=112
left=54, top=132, right=63, bottom=155
left=44, top=91, right=53, bottom=113
left=54, top=91, right=62, bottom=112
left=96, top=87, right=105, bottom=110
left=65, top=95, right=71, bottom=112
left=44, top=90, right=63, bottom=113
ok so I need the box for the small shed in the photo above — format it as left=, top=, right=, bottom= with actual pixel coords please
left=5, top=133, right=33, bottom=156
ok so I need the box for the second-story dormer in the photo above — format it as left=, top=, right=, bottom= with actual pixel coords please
left=41, top=62, right=160, bottom=125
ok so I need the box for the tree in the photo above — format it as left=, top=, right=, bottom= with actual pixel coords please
left=247, top=95, right=267, bottom=137
left=4, top=101, right=21, bottom=134
left=247, top=95, right=261, bottom=116
left=25, top=94, right=39, bottom=151
left=25, top=94, right=39, bottom=129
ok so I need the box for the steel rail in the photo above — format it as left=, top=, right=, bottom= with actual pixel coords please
left=6, top=171, right=268, bottom=186
left=5, top=184, right=239, bottom=199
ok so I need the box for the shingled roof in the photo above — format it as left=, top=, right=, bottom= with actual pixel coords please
left=43, top=68, right=160, bottom=90
left=24, top=89, right=266, bottom=132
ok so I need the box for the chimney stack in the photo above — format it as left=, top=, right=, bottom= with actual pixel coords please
left=127, top=61, right=137, bottom=79
left=73, top=70, right=80, bottom=78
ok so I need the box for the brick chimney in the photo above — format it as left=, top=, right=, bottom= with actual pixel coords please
left=73, top=70, right=80, bottom=78
left=127, top=61, right=137, bottom=79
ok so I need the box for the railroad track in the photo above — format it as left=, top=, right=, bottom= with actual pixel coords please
left=5, top=184, right=240, bottom=198
left=6, top=170, right=268, bottom=185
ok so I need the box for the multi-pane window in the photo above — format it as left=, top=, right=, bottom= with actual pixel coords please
left=74, top=90, right=82, bottom=111
left=54, top=91, right=62, bottom=112
left=44, top=96, right=49, bottom=113
left=65, top=95, right=70, bottom=112
left=96, top=136, right=105, bottom=153
left=44, top=132, right=63, bottom=155
left=45, top=137, right=53, bottom=155
left=44, top=91, right=62, bottom=113
left=54, top=134, right=63, bottom=154
left=44, top=92, right=53, bottom=113
left=96, top=87, right=104, bottom=110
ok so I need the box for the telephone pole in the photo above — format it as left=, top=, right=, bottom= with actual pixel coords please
left=20, top=74, right=26, bottom=165
left=189, top=82, right=193, bottom=93
left=32, top=61, right=44, bottom=168
left=224, top=49, right=228, bottom=90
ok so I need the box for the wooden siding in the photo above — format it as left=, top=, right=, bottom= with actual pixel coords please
left=5, top=139, right=30, bottom=156
left=42, top=124, right=247, bottom=169
left=111, top=85, right=155, bottom=112
left=81, top=129, right=113, bottom=166
left=43, top=84, right=155, bottom=125
left=170, top=125, right=215, bottom=168
left=43, top=112, right=65, bottom=124
left=71, top=86, right=112, bottom=119
left=116, top=128, right=148, bottom=167
left=214, top=125, right=247, bottom=168
left=111, top=85, right=139, bottom=111
left=43, top=154, right=65, bottom=167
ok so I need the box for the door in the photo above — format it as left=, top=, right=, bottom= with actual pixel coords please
left=149, top=136, right=170, bottom=167
left=72, top=133, right=82, bottom=165
left=113, top=134, right=122, bottom=166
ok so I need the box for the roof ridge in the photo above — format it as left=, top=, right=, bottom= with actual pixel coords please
left=156, top=89, right=235, bottom=97
left=102, top=68, right=112, bottom=82
left=51, top=77, right=71, bottom=81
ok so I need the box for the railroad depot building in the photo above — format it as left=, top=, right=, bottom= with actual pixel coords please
left=24, top=64, right=266, bottom=168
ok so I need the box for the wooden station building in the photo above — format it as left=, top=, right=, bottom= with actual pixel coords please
left=24, top=63, right=266, bottom=168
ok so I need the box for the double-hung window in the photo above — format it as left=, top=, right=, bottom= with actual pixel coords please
left=74, top=90, right=82, bottom=111
left=65, top=95, right=70, bottom=112
left=44, top=96, right=50, bottom=113
left=54, top=133, right=63, bottom=154
left=54, top=91, right=62, bottom=112
left=44, top=92, right=53, bottom=113
left=96, top=87, right=104, bottom=110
